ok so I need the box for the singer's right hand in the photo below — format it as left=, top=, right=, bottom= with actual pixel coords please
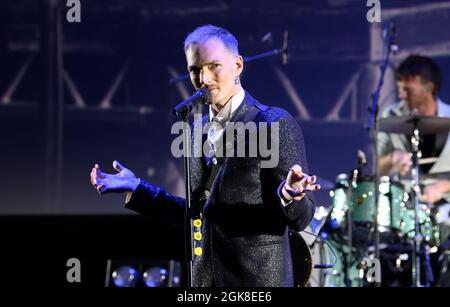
left=391, top=150, right=412, bottom=176
left=90, top=161, right=140, bottom=194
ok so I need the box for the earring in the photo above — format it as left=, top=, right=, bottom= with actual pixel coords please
left=234, top=77, right=240, bottom=85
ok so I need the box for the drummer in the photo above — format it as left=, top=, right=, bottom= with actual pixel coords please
left=378, top=55, right=450, bottom=224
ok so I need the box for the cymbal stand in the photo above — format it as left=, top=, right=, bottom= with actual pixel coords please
left=344, top=151, right=366, bottom=287
left=367, top=21, right=397, bottom=285
left=410, top=123, right=423, bottom=287
left=344, top=168, right=358, bottom=287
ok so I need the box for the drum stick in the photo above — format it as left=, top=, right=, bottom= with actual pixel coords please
left=419, top=157, right=438, bottom=165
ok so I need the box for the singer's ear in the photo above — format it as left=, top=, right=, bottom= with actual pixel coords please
left=234, top=55, right=244, bottom=76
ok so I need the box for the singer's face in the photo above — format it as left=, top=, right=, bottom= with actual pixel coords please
left=185, top=38, right=243, bottom=106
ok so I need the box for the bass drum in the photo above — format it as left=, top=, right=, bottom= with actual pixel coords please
left=329, top=175, right=406, bottom=233
left=289, top=230, right=313, bottom=287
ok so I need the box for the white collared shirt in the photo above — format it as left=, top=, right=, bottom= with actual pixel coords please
left=206, top=88, right=245, bottom=158
left=208, top=87, right=245, bottom=121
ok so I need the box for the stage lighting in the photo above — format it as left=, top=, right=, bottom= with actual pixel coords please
left=143, top=267, right=168, bottom=287
left=105, top=259, right=182, bottom=287
left=111, top=265, right=139, bottom=287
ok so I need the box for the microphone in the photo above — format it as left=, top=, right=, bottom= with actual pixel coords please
left=389, top=20, right=398, bottom=54
left=282, top=30, right=289, bottom=65
left=383, top=20, right=398, bottom=54
left=173, top=87, right=210, bottom=119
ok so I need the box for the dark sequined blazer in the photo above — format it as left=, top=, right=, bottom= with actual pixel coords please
left=126, top=92, right=315, bottom=287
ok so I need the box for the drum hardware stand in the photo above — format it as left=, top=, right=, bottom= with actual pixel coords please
left=367, top=22, right=395, bottom=286
left=367, top=21, right=397, bottom=286
left=423, top=242, right=434, bottom=285
left=368, top=104, right=381, bottom=287
left=343, top=151, right=366, bottom=286
left=344, top=168, right=357, bottom=287
left=410, top=123, right=429, bottom=287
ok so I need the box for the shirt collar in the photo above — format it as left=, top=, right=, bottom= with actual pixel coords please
left=209, top=88, right=245, bottom=122
left=398, top=97, right=445, bottom=116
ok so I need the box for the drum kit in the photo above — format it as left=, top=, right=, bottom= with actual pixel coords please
left=303, top=114, right=450, bottom=287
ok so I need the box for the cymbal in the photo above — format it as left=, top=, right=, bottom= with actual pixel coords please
left=420, top=172, right=450, bottom=182
left=379, top=115, right=450, bottom=134
left=419, top=157, right=438, bottom=165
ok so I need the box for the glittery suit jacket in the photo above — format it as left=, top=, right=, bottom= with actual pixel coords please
left=126, top=92, right=315, bottom=287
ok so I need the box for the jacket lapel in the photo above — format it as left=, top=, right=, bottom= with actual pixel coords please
left=203, top=92, right=261, bottom=209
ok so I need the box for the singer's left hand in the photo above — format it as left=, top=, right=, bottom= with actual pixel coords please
left=281, top=164, right=321, bottom=203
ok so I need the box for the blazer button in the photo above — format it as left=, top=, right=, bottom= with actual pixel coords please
left=212, top=157, right=218, bottom=165
left=194, top=247, right=203, bottom=256
left=194, top=232, right=202, bottom=241
left=193, top=219, right=202, bottom=228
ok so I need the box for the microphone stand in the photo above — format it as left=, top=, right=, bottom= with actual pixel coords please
left=176, top=111, right=195, bottom=287
left=172, top=88, right=210, bottom=287
left=367, top=21, right=396, bottom=286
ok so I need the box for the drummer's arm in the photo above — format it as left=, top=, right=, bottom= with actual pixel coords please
left=379, top=153, right=394, bottom=176
left=378, top=131, right=400, bottom=176
left=422, top=180, right=450, bottom=204
left=439, top=180, right=450, bottom=193
left=378, top=150, right=412, bottom=177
